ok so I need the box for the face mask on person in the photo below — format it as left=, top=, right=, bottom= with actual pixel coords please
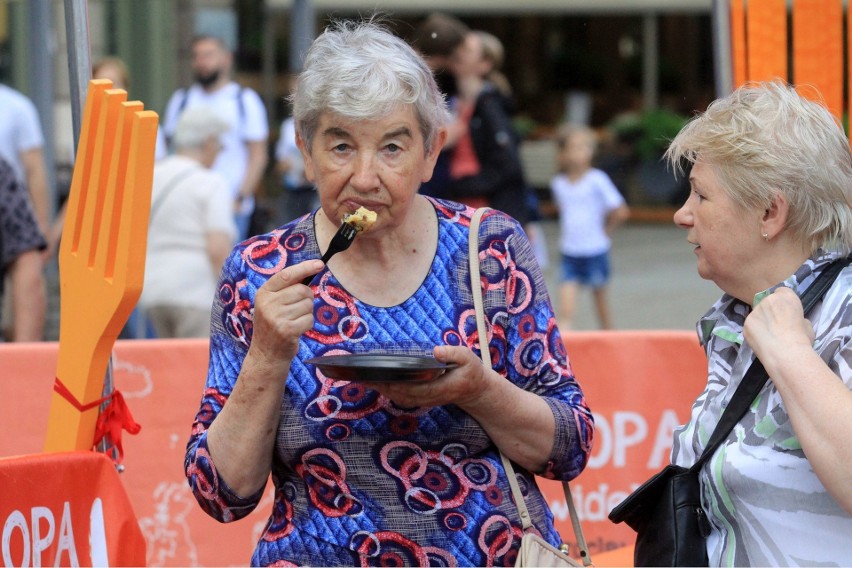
left=195, top=69, right=221, bottom=88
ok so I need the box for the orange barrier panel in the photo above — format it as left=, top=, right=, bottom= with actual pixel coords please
left=732, top=1, right=852, bottom=143
left=0, top=451, right=146, bottom=567
left=793, top=0, right=843, bottom=119
left=746, top=0, right=788, bottom=83
left=0, top=331, right=708, bottom=566
left=2, top=339, right=274, bottom=566
left=848, top=1, right=852, bottom=133
left=540, top=331, right=706, bottom=564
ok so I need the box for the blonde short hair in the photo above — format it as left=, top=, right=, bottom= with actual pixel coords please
left=666, top=81, right=852, bottom=253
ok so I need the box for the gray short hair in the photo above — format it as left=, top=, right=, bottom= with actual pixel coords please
left=666, top=81, right=852, bottom=253
left=172, top=105, right=231, bottom=151
left=291, top=20, right=451, bottom=155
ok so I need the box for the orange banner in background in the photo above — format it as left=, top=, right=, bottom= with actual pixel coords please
left=545, top=331, right=706, bottom=560
left=1, top=339, right=271, bottom=567
left=0, top=332, right=707, bottom=566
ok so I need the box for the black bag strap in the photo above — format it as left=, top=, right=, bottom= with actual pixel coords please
left=689, top=255, right=851, bottom=473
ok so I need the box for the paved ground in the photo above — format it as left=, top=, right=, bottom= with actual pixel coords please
left=539, top=217, right=721, bottom=332
left=41, top=216, right=722, bottom=341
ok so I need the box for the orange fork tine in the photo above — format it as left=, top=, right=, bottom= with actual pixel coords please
left=61, top=79, right=112, bottom=259
left=100, top=105, right=158, bottom=337
left=79, top=88, right=127, bottom=270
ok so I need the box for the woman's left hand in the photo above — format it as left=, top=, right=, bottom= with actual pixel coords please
left=743, top=286, right=815, bottom=367
left=365, top=344, right=558, bottom=472
left=363, top=346, right=491, bottom=409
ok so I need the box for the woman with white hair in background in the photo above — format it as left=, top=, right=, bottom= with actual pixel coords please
left=139, top=105, right=237, bottom=338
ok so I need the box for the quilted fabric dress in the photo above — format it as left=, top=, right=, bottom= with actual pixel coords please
left=185, top=198, right=594, bottom=566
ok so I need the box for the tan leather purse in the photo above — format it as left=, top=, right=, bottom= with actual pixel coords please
left=468, top=208, right=593, bottom=568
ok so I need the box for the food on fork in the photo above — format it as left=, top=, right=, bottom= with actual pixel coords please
left=343, top=206, right=377, bottom=233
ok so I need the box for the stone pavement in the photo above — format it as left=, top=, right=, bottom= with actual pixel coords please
left=538, top=218, right=721, bottom=332
left=42, top=217, right=722, bottom=341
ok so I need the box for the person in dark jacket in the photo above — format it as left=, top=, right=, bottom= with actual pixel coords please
left=446, top=30, right=532, bottom=226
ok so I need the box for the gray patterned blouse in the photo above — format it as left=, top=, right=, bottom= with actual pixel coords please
left=672, top=251, right=852, bottom=566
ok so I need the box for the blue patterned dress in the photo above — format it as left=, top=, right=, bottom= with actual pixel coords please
left=185, top=199, right=594, bottom=566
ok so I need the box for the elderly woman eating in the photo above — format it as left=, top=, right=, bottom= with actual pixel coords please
left=184, top=20, right=594, bottom=566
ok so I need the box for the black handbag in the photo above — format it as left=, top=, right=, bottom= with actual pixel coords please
left=608, top=256, right=851, bottom=567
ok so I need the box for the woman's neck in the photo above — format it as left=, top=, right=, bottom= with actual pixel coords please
left=319, top=197, right=439, bottom=306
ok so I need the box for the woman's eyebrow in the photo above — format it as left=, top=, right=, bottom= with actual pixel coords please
left=321, top=126, right=350, bottom=139
left=384, top=126, right=413, bottom=139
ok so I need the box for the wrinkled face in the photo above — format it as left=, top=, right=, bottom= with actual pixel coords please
left=673, top=160, right=762, bottom=295
left=191, top=39, right=230, bottom=83
left=299, top=105, right=442, bottom=234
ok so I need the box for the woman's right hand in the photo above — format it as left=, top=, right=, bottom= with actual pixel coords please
left=248, top=259, right=324, bottom=367
left=205, top=259, right=324, bottom=497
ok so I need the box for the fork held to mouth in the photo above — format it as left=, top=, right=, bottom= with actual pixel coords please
left=301, top=221, right=359, bottom=286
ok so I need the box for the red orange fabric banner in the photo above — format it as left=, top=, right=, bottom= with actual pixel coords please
left=0, top=451, right=146, bottom=567
left=0, top=332, right=707, bottom=566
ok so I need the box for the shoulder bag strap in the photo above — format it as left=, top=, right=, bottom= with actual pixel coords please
left=149, top=165, right=200, bottom=225
left=468, top=207, right=592, bottom=566
left=691, top=255, right=852, bottom=472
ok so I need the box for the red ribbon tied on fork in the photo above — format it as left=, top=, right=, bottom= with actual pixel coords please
left=53, top=377, right=142, bottom=464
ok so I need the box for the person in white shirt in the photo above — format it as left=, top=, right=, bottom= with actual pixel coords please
left=161, top=35, right=269, bottom=241
left=0, top=83, right=49, bottom=341
left=550, top=124, right=630, bottom=330
left=0, top=84, right=50, bottom=234
left=139, top=105, right=237, bottom=338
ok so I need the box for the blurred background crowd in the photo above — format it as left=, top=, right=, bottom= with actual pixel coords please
left=0, top=0, right=723, bottom=342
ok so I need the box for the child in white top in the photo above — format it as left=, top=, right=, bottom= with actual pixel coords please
left=550, top=124, right=630, bottom=329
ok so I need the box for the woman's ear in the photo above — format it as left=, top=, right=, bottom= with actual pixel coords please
left=761, top=192, right=789, bottom=240
left=422, top=127, right=449, bottom=183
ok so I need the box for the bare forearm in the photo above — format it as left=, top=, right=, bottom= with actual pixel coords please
left=206, top=232, right=234, bottom=275
left=22, top=148, right=50, bottom=231
left=10, top=251, right=45, bottom=341
left=206, top=351, right=290, bottom=496
left=463, top=371, right=556, bottom=472
left=237, top=142, right=269, bottom=199
left=605, top=205, right=630, bottom=236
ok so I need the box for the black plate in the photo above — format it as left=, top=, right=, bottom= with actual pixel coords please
left=305, top=354, right=458, bottom=383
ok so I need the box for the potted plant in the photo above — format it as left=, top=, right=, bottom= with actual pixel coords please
left=608, top=108, right=689, bottom=204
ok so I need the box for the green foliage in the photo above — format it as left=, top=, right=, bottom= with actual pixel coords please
left=609, top=108, right=689, bottom=161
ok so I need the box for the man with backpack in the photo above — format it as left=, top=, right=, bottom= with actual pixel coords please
left=161, top=35, right=269, bottom=241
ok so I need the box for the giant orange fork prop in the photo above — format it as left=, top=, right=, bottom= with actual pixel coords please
left=44, top=79, right=158, bottom=453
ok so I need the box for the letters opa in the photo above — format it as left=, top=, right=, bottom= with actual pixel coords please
left=2, top=498, right=108, bottom=567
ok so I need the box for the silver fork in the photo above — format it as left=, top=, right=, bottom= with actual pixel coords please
left=301, top=221, right=359, bottom=285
